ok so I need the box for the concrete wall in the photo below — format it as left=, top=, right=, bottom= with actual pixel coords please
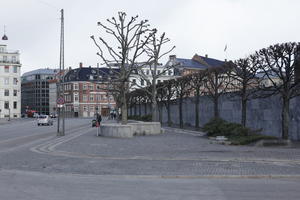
left=129, top=94, right=300, bottom=140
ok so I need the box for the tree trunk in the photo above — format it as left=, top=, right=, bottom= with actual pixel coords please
left=138, top=102, right=141, bottom=116
left=144, top=103, right=147, bottom=115
left=241, top=97, right=247, bottom=127
left=121, top=86, right=128, bottom=124
left=195, top=89, right=200, bottom=129
left=281, top=97, right=290, bottom=139
left=167, top=102, right=171, bottom=126
left=134, top=103, right=137, bottom=116
left=151, top=82, right=159, bottom=122
left=179, top=97, right=183, bottom=128
left=213, top=96, right=219, bottom=118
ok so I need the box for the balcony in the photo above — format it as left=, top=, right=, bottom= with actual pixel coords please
left=0, top=60, right=20, bottom=64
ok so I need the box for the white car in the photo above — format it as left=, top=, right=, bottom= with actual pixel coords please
left=37, top=115, right=53, bottom=126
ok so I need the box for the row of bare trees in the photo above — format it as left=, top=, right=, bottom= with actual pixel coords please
left=128, top=42, right=300, bottom=139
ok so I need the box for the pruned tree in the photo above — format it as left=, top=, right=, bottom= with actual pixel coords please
left=157, top=79, right=176, bottom=126
left=203, top=66, right=231, bottom=119
left=134, top=30, right=175, bottom=122
left=189, top=70, right=208, bottom=129
left=174, top=75, right=192, bottom=128
left=91, top=12, right=155, bottom=124
left=226, top=57, right=261, bottom=127
left=255, top=42, right=300, bottom=139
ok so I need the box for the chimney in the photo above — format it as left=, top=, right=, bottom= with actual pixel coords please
left=79, top=62, right=83, bottom=68
left=169, top=55, right=176, bottom=61
left=205, top=54, right=208, bottom=58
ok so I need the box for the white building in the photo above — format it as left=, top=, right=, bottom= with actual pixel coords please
left=0, top=44, right=21, bottom=118
left=129, top=64, right=176, bottom=90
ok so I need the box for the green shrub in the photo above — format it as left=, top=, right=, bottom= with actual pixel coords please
left=229, top=134, right=277, bottom=145
left=203, top=118, right=252, bottom=137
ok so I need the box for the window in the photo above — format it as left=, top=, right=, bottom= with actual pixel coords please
left=4, top=101, right=9, bottom=109
left=146, top=70, right=149, bottom=75
left=13, top=102, right=17, bottom=109
left=96, top=95, right=101, bottom=101
left=12, top=56, right=16, bottom=62
left=168, top=70, right=172, bottom=76
left=13, top=78, right=18, bottom=85
left=4, top=89, right=9, bottom=96
left=74, top=93, right=79, bottom=101
left=83, top=106, right=87, bottom=111
left=132, top=79, right=136, bottom=85
left=90, top=106, right=94, bottom=112
left=83, top=95, right=87, bottom=102
left=157, top=70, right=161, bottom=75
left=83, top=84, right=87, bottom=90
left=157, top=80, right=161, bottom=84
left=0, top=47, right=4, bottom=52
left=141, top=79, right=144, bottom=86
left=13, top=90, right=17, bottom=96
left=90, top=95, right=94, bottom=101
left=13, top=66, right=18, bottom=73
left=73, top=83, right=78, bottom=90
left=3, top=56, right=7, bottom=62
left=89, top=84, right=94, bottom=90
left=96, top=84, right=101, bottom=90
left=5, top=66, right=9, bottom=73
left=4, top=78, right=9, bottom=85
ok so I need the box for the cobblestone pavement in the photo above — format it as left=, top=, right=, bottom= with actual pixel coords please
left=1, top=120, right=300, bottom=177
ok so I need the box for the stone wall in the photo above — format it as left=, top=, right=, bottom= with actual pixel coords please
left=129, top=94, right=300, bottom=140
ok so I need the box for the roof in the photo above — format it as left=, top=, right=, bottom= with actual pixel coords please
left=22, top=68, right=57, bottom=77
left=174, top=55, right=225, bottom=70
left=64, top=67, right=119, bottom=82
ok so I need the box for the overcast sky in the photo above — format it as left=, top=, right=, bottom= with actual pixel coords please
left=1, top=0, right=299, bottom=74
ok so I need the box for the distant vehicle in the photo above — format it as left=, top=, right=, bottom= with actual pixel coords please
left=26, top=109, right=37, bottom=118
left=33, top=113, right=40, bottom=118
left=50, top=113, right=58, bottom=118
left=37, top=115, right=53, bottom=126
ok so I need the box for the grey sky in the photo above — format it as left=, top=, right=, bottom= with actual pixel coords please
left=0, top=0, right=299, bottom=74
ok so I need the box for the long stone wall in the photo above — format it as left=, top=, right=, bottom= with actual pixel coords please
left=129, top=94, right=300, bottom=140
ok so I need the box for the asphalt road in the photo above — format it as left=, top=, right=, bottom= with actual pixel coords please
left=0, top=118, right=300, bottom=200
left=0, top=170, right=299, bottom=200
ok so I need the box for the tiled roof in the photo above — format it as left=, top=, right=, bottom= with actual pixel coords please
left=64, top=67, right=119, bottom=82
left=175, top=56, right=225, bottom=70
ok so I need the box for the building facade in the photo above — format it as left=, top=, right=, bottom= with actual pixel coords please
left=0, top=44, right=21, bottom=118
left=62, top=66, right=116, bottom=117
left=21, top=69, right=57, bottom=115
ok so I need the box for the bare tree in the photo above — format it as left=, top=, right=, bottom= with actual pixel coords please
left=203, top=66, right=231, bottom=118
left=255, top=42, right=300, bottom=139
left=174, top=76, right=192, bottom=128
left=189, top=70, right=208, bottom=129
left=157, top=79, right=176, bottom=126
left=226, top=57, right=260, bottom=127
left=91, top=12, right=155, bottom=124
left=134, top=31, right=175, bottom=122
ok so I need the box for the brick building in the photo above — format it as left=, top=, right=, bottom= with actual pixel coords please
left=62, top=66, right=116, bottom=117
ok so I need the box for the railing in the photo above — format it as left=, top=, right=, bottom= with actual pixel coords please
left=0, top=60, right=20, bottom=64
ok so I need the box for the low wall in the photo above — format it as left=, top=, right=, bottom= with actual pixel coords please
left=98, top=122, right=162, bottom=138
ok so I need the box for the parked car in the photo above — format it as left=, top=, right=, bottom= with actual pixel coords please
left=37, top=115, right=53, bottom=126
left=33, top=112, right=40, bottom=118
left=50, top=113, right=58, bottom=118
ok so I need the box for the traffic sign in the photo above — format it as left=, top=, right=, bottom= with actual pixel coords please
left=57, top=97, right=65, bottom=105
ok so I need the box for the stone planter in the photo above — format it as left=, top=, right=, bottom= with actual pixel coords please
left=98, top=122, right=162, bottom=138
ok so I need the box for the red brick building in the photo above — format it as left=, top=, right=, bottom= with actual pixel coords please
left=62, top=66, right=116, bottom=117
